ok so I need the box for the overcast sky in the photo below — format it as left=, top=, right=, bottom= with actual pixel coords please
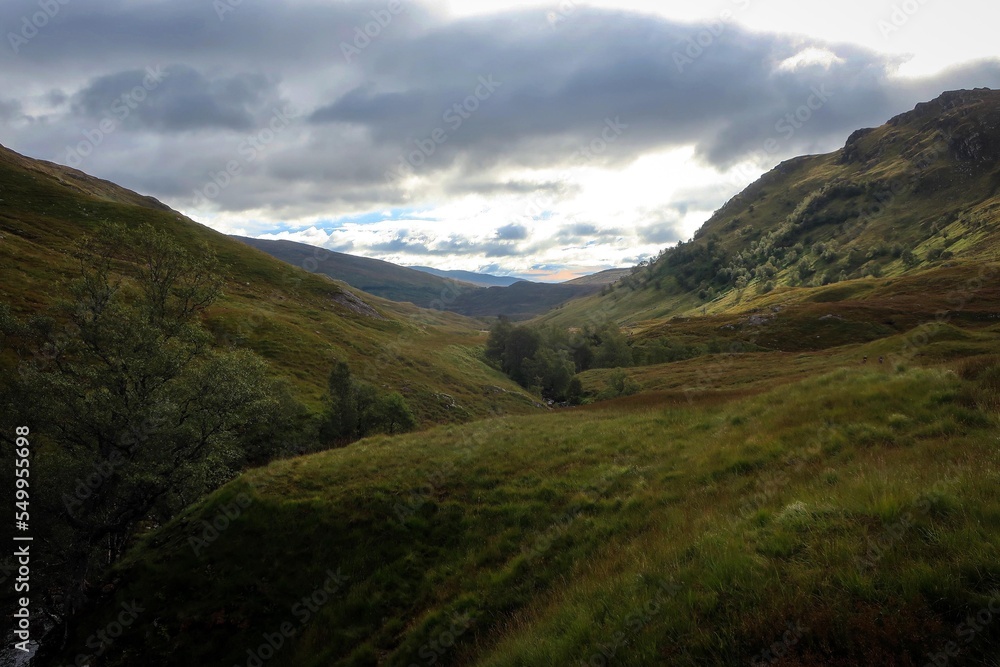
left=2, top=0, right=998, bottom=281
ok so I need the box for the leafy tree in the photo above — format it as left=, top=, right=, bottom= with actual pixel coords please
left=485, top=315, right=513, bottom=366
left=325, top=360, right=359, bottom=440
left=0, top=222, right=297, bottom=648
left=522, top=346, right=575, bottom=401
left=606, top=369, right=641, bottom=397
left=594, top=324, right=633, bottom=369
left=570, top=336, right=594, bottom=372
left=323, top=363, right=416, bottom=442
left=503, top=326, right=541, bottom=385
left=371, top=391, right=417, bottom=435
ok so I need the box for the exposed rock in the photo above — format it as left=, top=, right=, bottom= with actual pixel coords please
left=331, top=290, right=386, bottom=320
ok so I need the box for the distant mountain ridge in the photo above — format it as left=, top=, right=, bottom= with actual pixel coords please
left=232, top=236, right=473, bottom=308
left=235, top=236, right=604, bottom=318
left=408, top=266, right=520, bottom=287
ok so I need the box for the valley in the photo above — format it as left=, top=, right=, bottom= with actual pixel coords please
left=2, top=89, right=1000, bottom=666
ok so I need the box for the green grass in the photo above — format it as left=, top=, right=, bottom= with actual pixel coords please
left=61, top=364, right=1000, bottom=666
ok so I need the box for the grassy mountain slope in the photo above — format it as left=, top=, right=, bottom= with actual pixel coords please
left=57, top=358, right=1000, bottom=666
left=237, top=237, right=600, bottom=319
left=563, top=267, right=632, bottom=286
left=410, top=265, right=520, bottom=288
left=541, top=89, right=1000, bottom=331
left=0, top=144, right=541, bottom=422
left=232, top=236, right=478, bottom=309
left=447, top=281, right=601, bottom=320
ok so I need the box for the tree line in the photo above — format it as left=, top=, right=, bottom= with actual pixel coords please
left=484, top=316, right=634, bottom=403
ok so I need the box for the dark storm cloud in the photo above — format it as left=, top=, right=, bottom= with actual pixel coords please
left=70, top=66, right=282, bottom=132
left=638, top=223, right=684, bottom=245
left=0, top=99, right=24, bottom=122
left=369, top=230, right=522, bottom=258
left=555, top=223, right=626, bottom=243
left=308, top=8, right=1000, bottom=174
left=0, top=0, right=998, bottom=217
left=495, top=223, right=528, bottom=240
left=0, top=0, right=435, bottom=70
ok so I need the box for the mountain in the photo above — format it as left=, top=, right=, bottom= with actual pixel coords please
left=232, top=236, right=477, bottom=309
left=563, top=267, right=632, bottom=285
left=409, top=265, right=521, bottom=287
left=542, top=88, right=1000, bottom=334
left=0, top=143, right=540, bottom=422
left=447, top=280, right=602, bottom=319
left=239, top=237, right=601, bottom=319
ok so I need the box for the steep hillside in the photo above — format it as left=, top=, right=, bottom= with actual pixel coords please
left=563, top=267, right=632, bottom=286
left=52, top=360, right=1000, bottom=666
left=542, top=89, right=1000, bottom=330
left=0, top=144, right=540, bottom=422
left=232, top=236, right=478, bottom=309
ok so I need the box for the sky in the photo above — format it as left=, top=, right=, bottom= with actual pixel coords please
left=1, top=0, right=998, bottom=281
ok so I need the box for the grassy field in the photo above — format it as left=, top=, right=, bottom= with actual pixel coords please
left=57, top=354, right=1000, bottom=666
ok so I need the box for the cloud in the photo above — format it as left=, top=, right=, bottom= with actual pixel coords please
left=495, top=223, right=528, bottom=240
left=70, top=65, right=283, bottom=132
left=0, top=99, right=24, bottom=122
left=0, top=1, right=998, bottom=276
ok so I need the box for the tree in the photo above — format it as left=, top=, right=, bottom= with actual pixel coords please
left=593, top=323, right=633, bottom=369
left=608, top=369, right=641, bottom=397
left=325, top=360, right=358, bottom=441
left=522, top=346, right=575, bottom=401
left=0, top=222, right=294, bottom=649
left=323, top=363, right=416, bottom=442
left=368, top=391, right=417, bottom=435
left=485, top=315, right=513, bottom=366
left=503, top=326, right=541, bottom=385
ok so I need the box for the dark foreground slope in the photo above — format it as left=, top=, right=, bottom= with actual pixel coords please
left=53, top=358, right=1000, bottom=666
